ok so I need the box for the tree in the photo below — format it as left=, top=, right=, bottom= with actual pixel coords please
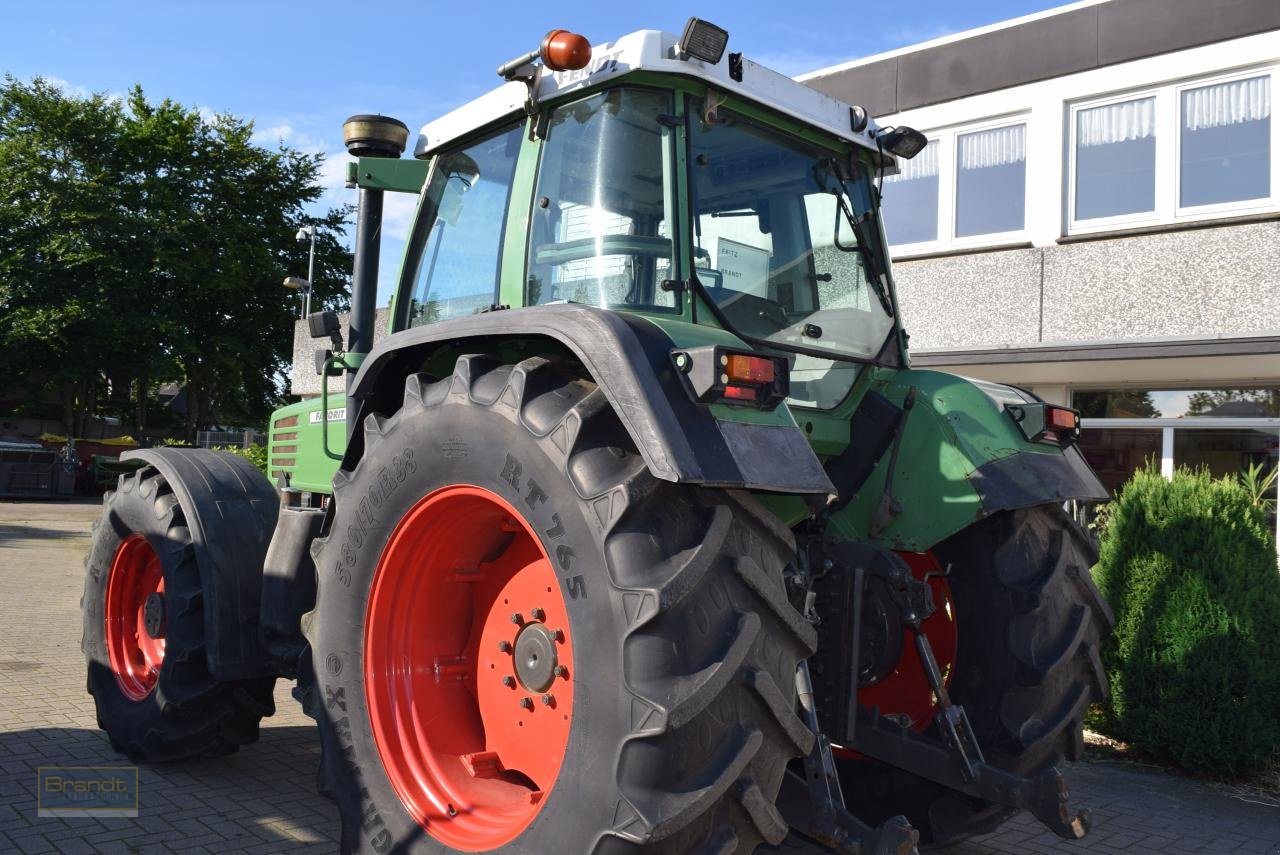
left=0, top=76, right=352, bottom=438
left=1186, top=388, right=1280, bottom=418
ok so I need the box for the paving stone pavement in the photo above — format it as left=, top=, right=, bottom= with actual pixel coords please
left=2, top=498, right=1278, bottom=854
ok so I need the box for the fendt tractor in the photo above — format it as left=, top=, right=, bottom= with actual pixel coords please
left=82, top=20, right=1115, bottom=855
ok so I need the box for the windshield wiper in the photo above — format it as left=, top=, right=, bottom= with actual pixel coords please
left=835, top=191, right=894, bottom=317
left=816, top=160, right=894, bottom=317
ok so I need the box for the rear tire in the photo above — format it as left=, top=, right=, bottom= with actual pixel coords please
left=303, top=354, right=817, bottom=854
left=839, top=505, right=1113, bottom=845
left=81, top=466, right=276, bottom=761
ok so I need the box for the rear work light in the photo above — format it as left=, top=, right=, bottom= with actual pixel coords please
left=672, top=346, right=789, bottom=409
left=1005, top=402, right=1081, bottom=447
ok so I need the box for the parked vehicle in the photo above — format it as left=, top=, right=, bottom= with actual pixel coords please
left=82, top=20, right=1111, bottom=853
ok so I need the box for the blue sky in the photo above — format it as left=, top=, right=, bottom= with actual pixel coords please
left=3, top=0, right=1065, bottom=304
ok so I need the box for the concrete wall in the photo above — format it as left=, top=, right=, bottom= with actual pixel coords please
left=894, top=221, right=1280, bottom=351
left=291, top=308, right=390, bottom=397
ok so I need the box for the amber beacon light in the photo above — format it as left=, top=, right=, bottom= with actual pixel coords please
left=540, top=29, right=593, bottom=72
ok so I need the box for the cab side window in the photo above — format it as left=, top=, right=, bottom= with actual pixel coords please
left=406, top=124, right=523, bottom=327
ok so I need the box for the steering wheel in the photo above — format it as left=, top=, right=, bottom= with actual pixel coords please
left=534, top=235, right=672, bottom=265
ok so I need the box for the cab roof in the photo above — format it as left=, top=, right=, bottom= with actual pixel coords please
left=415, top=29, right=886, bottom=161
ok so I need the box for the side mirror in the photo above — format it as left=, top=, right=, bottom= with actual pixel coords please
left=308, top=310, right=340, bottom=339
left=308, top=310, right=344, bottom=351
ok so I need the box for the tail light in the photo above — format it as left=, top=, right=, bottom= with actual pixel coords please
left=672, top=346, right=789, bottom=409
left=1006, top=403, right=1081, bottom=446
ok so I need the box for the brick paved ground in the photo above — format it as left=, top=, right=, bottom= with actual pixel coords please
left=2, top=498, right=1277, bottom=854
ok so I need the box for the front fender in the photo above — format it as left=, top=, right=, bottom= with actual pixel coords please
left=347, top=304, right=834, bottom=496
left=121, top=448, right=278, bottom=680
left=826, top=369, right=1107, bottom=551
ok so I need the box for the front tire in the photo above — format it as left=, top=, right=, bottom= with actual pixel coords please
left=304, top=354, right=817, bottom=854
left=840, top=505, right=1113, bottom=845
left=81, top=465, right=275, bottom=761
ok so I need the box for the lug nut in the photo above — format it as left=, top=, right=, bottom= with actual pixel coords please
left=519, top=697, right=534, bottom=710
left=541, top=694, right=555, bottom=706
left=531, top=607, right=546, bottom=622
left=498, top=640, right=513, bottom=653
left=554, top=665, right=569, bottom=679
left=551, top=629, right=564, bottom=642
left=510, top=612, right=524, bottom=626
left=502, top=676, right=516, bottom=688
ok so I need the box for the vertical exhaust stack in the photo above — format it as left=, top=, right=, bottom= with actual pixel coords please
left=341, top=114, right=408, bottom=439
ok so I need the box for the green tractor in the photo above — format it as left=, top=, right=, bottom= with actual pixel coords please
left=82, top=20, right=1112, bottom=854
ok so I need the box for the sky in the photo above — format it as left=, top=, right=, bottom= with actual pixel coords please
left=2, top=0, right=1069, bottom=305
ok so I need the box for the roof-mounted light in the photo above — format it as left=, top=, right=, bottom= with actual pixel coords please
left=540, top=29, right=592, bottom=72
left=678, top=17, right=728, bottom=65
left=497, top=28, right=592, bottom=79
left=876, top=126, right=928, bottom=160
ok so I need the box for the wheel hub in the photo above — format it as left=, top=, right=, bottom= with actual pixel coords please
left=104, top=534, right=166, bottom=701
left=512, top=622, right=558, bottom=693
left=143, top=592, right=166, bottom=639
left=858, top=578, right=905, bottom=687
left=364, top=485, right=575, bottom=850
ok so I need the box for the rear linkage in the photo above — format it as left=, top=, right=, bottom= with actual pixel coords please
left=782, top=542, right=1089, bottom=853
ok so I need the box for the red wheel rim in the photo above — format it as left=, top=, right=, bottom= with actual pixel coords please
left=104, top=534, right=165, bottom=701
left=365, top=485, right=574, bottom=851
left=849, top=551, right=957, bottom=736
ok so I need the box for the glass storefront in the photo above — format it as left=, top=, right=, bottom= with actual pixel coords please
left=1072, top=387, right=1279, bottom=542
left=1075, top=428, right=1163, bottom=494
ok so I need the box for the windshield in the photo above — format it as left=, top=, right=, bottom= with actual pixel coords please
left=687, top=98, right=896, bottom=363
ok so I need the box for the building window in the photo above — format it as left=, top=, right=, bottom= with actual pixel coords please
left=955, top=124, right=1026, bottom=236
left=880, top=139, right=938, bottom=245
left=1068, top=67, right=1276, bottom=235
left=1179, top=75, right=1271, bottom=209
left=878, top=117, right=1029, bottom=254
left=1074, top=97, right=1157, bottom=220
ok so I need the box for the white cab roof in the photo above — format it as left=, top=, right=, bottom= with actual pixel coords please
left=415, top=29, right=885, bottom=158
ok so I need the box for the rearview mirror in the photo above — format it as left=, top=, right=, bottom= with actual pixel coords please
left=308, top=310, right=341, bottom=340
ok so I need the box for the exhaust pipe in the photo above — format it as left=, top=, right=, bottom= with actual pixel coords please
left=341, top=114, right=408, bottom=439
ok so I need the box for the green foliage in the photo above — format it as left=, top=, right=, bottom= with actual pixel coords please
left=156, top=437, right=193, bottom=447
left=1240, top=461, right=1279, bottom=513
left=0, top=76, right=353, bottom=438
left=1091, top=465, right=1280, bottom=775
left=213, top=443, right=268, bottom=476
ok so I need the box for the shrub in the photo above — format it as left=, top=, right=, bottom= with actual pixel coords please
left=1091, top=465, right=1280, bottom=775
left=213, top=443, right=269, bottom=476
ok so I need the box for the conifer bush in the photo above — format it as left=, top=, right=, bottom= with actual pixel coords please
left=1091, top=466, right=1280, bottom=775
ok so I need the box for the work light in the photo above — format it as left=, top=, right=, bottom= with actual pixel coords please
left=679, top=17, right=729, bottom=64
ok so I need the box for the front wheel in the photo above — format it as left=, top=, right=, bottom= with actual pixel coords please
left=304, top=354, right=818, bottom=854
left=81, top=466, right=275, bottom=761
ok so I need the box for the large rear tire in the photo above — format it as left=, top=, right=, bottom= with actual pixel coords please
left=303, top=354, right=817, bottom=854
left=839, top=505, right=1112, bottom=845
left=81, top=465, right=276, bottom=761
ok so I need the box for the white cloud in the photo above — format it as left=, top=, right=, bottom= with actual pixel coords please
left=41, top=75, right=127, bottom=105
left=251, top=121, right=329, bottom=153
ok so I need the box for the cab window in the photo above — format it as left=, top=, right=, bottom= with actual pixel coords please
left=526, top=88, right=678, bottom=312
left=404, top=123, right=523, bottom=327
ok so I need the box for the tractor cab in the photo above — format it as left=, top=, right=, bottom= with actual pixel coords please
left=388, top=24, right=923, bottom=411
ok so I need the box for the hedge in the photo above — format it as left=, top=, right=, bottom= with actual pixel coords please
left=1091, top=465, right=1280, bottom=775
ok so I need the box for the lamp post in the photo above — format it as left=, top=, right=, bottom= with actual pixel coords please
left=296, top=225, right=317, bottom=317
left=282, top=276, right=311, bottom=319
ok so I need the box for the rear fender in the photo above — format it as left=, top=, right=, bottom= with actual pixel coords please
left=345, top=304, right=835, bottom=497
left=121, top=448, right=278, bottom=680
left=824, top=369, right=1108, bottom=551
